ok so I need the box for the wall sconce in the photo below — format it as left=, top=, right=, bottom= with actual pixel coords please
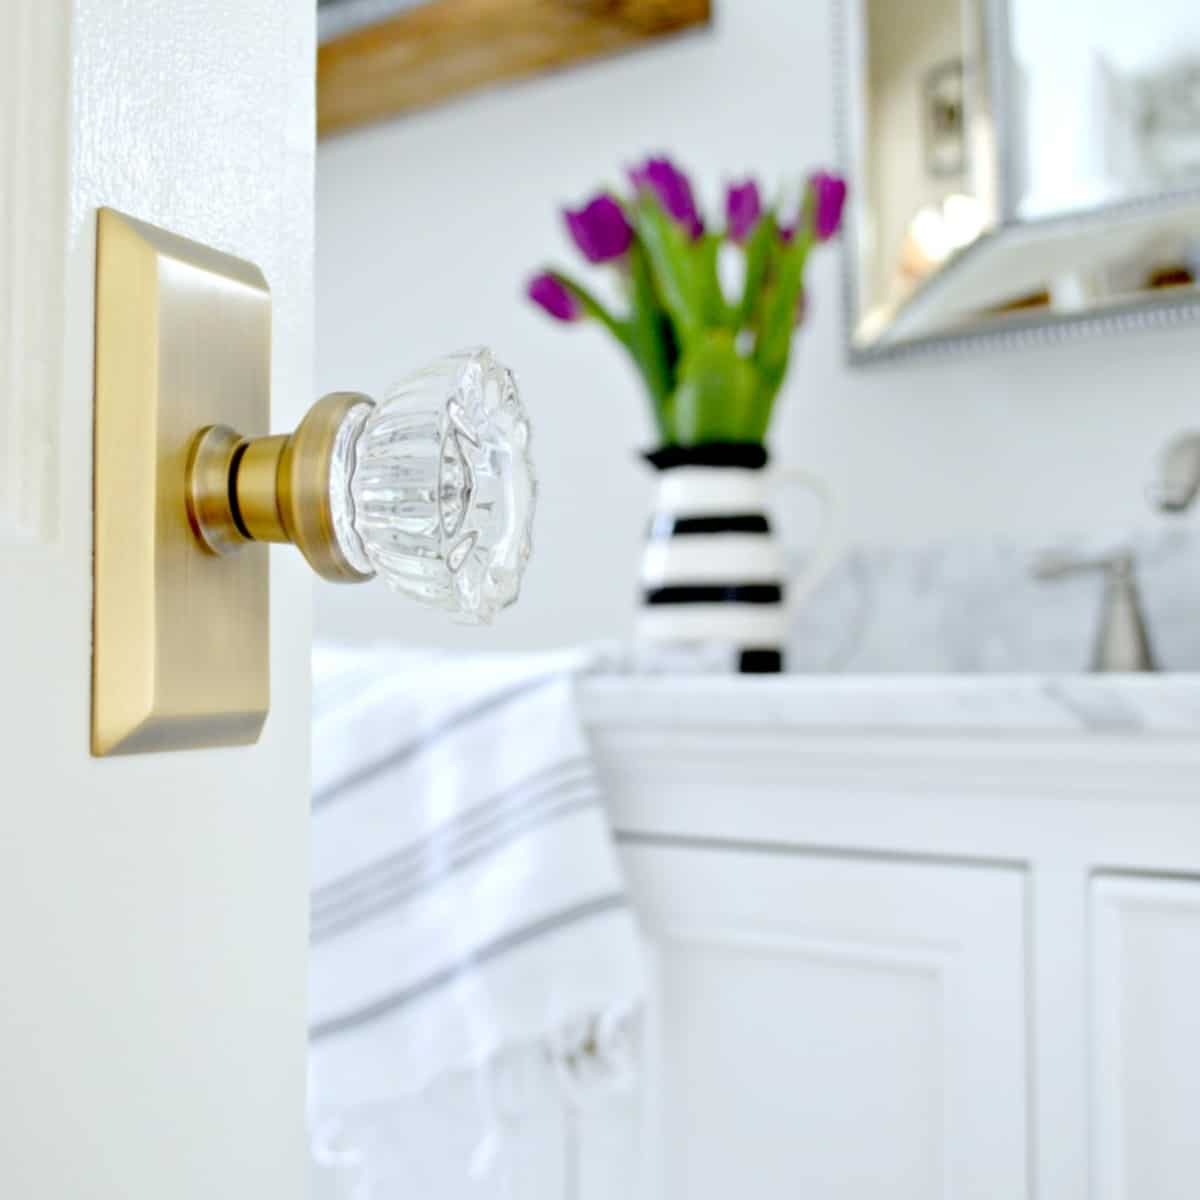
left=92, top=209, right=535, bottom=757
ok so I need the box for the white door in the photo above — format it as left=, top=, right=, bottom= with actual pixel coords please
left=621, top=842, right=1029, bottom=1200
left=0, top=4, right=314, bottom=1199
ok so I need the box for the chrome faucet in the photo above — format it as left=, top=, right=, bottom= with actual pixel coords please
left=1028, top=431, right=1200, bottom=674
left=1148, top=430, right=1200, bottom=514
left=1032, top=551, right=1158, bottom=673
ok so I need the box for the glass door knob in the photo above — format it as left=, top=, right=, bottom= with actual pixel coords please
left=186, top=349, right=535, bottom=623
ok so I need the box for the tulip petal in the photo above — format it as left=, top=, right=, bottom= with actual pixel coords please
left=810, top=171, right=848, bottom=241
left=563, top=193, right=633, bottom=263
left=629, top=155, right=705, bottom=241
left=527, top=273, right=582, bottom=322
left=725, top=180, right=762, bottom=243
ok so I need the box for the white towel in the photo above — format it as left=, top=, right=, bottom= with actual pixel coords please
left=308, top=645, right=644, bottom=1132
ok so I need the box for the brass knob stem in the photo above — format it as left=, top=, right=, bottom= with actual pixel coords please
left=184, top=392, right=375, bottom=583
left=235, top=435, right=290, bottom=543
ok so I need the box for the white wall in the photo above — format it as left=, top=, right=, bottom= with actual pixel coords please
left=316, top=0, right=1200, bottom=652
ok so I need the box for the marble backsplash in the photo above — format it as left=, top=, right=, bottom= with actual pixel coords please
left=788, top=528, right=1200, bottom=674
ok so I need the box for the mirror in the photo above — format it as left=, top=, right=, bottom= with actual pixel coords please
left=841, top=0, right=1200, bottom=359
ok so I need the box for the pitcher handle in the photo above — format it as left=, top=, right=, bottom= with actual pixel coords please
left=768, top=465, right=843, bottom=623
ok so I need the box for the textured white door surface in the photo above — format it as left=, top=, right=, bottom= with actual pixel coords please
left=0, top=4, right=314, bottom=1199
left=1092, top=875, right=1200, bottom=1200
left=621, top=842, right=1029, bottom=1200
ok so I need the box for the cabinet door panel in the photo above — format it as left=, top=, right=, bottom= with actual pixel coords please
left=621, top=843, right=1028, bottom=1200
left=1092, top=875, right=1200, bottom=1200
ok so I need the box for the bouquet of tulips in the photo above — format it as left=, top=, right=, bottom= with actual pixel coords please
left=527, top=155, right=846, bottom=446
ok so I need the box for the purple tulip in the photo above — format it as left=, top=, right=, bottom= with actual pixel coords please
left=810, top=171, right=847, bottom=241
left=629, top=155, right=704, bottom=240
left=527, top=273, right=581, bottom=322
left=725, top=180, right=762, bottom=243
left=563, top=193, right=633, bottom=263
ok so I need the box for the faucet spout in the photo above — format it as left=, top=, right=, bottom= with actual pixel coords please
left=1149, top=430, right=1200, bottom=513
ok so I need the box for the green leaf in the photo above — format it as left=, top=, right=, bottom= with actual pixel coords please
left=553, top=261, right=676, bottom=442
left=744, top=231, right=812, bottom=440
left=753, top=232, right=810, bottom=392
left=625, top=243, right=677, bottom=439
left=694, top=232, right=731, bottom=328
left=549, top=271, right=628, bottom=345
left=746, top=377, right=779, bottom=444
left=630, top=196, right=704, bottom=342
left=736, top=212, right=778, bottom=329
left=672, top=330, right=761, bottom=445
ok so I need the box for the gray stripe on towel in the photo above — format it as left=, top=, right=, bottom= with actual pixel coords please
left=311, top=783, right=601, bottom=942
left=309, top=892, right=629, bottom=1042
left=313, top=673, right=561, bottom=808
left=312, top=756, right=592, bottom=912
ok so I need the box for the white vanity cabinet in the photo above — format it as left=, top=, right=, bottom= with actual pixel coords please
left=1091, top=876, right=1200, bottom=1200
left=623, top=844, right=1027, bottom=1200
left=578, top=677, right=1200, bottom=1200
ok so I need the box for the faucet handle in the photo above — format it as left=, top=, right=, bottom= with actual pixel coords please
left=1031, top=549, right=1134, bottom=582
left=1148, top=430, right=1200, bottom=513
left=1031, top=549, right=1157, bottom=672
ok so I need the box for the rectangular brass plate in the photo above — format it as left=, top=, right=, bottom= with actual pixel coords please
left=92, top=209, right=271, bottom=756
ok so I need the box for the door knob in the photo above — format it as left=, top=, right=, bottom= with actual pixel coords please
left=185, top=349, right=536, bottom=624
left=92, top=211, right=535, bottom=754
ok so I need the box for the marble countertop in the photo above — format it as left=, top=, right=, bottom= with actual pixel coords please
left=576, top=674, right=1200, bottom=736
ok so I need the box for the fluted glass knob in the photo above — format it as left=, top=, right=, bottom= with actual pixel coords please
left=327, top=350, right=535, bottom=624
left=185, top=348, right=535, bottom=624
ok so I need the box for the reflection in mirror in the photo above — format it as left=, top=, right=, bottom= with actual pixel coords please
left=843, top=0, right=1200, bottom=358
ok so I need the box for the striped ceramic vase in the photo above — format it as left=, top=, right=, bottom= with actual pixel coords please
left=637, top=444, right=793, bottom=673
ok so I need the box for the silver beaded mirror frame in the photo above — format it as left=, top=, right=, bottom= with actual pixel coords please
left=838, top=0, right=1200, bottom=363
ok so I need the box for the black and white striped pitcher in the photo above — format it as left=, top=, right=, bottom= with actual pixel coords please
left=638, top=444, right=838, bottom=673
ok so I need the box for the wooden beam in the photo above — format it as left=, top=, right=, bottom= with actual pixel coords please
left=317, top=0, right=712, bottom=138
